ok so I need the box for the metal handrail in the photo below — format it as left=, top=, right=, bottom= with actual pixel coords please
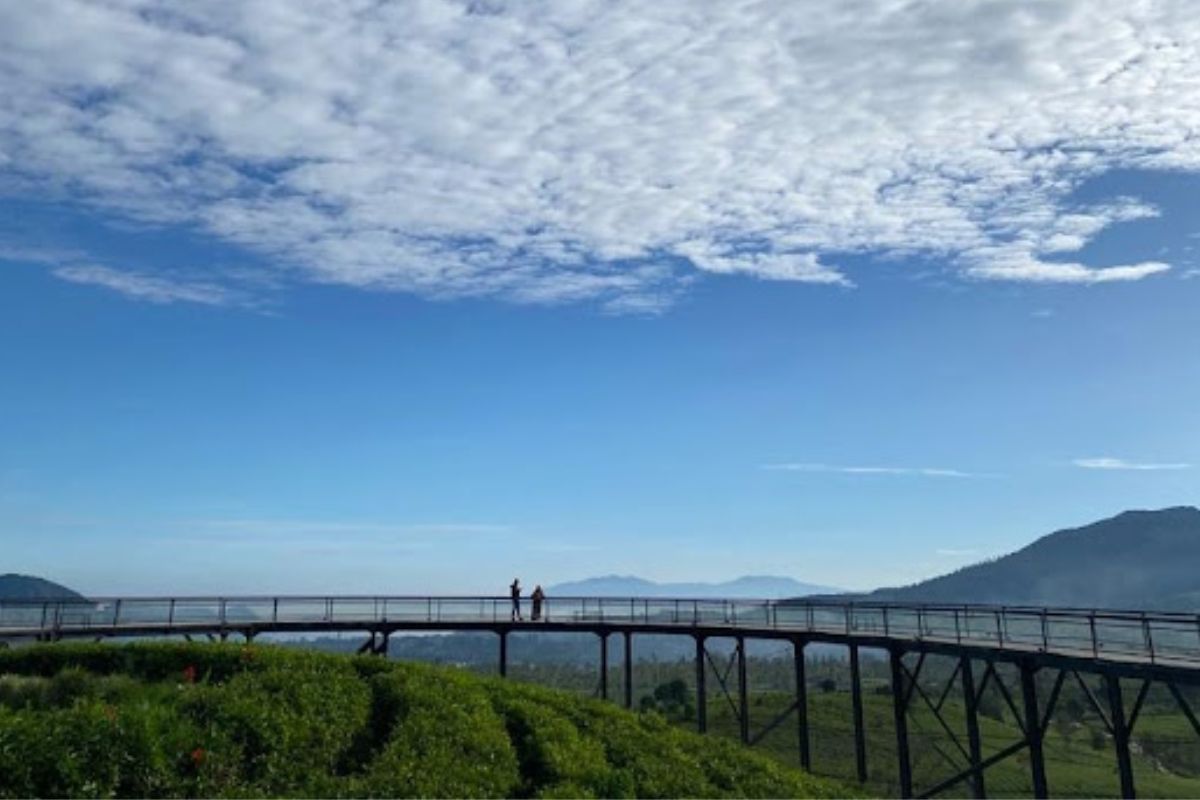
left=3, top=595, right=1198, bottom=665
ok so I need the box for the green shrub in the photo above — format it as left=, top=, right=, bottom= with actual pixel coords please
left=356, top=668, right=519, bottom=797
left=0, top=643, right=853, bottom=799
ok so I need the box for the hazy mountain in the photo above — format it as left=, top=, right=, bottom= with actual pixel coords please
left=863, top=507, right=1200, bottom=610
left=0, top=573, right=86, bottom=602
left=550, top=574, right=841, bottom=599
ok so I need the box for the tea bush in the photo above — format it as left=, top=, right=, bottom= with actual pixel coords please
left=0, top=643, right=855, bottom=798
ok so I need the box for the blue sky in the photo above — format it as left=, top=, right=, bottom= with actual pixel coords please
left=1, top=1, right=1198, bottom=595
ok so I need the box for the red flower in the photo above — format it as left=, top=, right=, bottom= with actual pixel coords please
left=190, top=747, right=206, bottom=767
left=182, top=665, right=197, bottom=684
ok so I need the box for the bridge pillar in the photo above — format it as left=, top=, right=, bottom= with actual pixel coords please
left=498, top=630, right=508, bottom=678
left=623, top=631, right=633, bottom=709
left=960, top=656, right=986, bottom=799
left=737, top=635, right=749, bottom=744
left=695, top=635, right=707, bottom=733
left=377, top=631, right=389, bottom=657
left=1019, top=661, right=1048, bottom=799
left=889, top=648, right=913, bottom=798
left=1106, top=674, right=1136, bottom=799
left=599, top=633, right=609, bottom=700
left=794, top=638, right=810, bottom=771
left=850, top=643, right=867, bottom=783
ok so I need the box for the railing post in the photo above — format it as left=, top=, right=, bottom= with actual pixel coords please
left=794, top=638, right=811, bottom=771
left=1106, top=673, right=1136, bottom=798
left=883, top=606, right=890, bottom=637
left=272, top=598, right=278, bottom=624
left=696, top=635, right=707, bottom=734
left=219, top=598, right=227, bottom=627
left=1091, top=613, right=1099, bottom=657
left=1142, top=614, right=1154, bottom=664
left=916, top=607, right=925, bottom=639
left=1020, top=661, right=1049, bottom=799
left=890, top=648, right=913, bottom=798
left=1040, top=610, right=1049, bottom=651
left=961, top=656, right=986, bottom=799
left=954, top=608, right=962, bottom=643
left=850, top=643, right=867, bottom=783
left=845, top=604, right=852, bottom=635
left=113, top=599, right=122, bottom=627
left=168, top=598, right=175, bottom=627
left=995, top=608, right=1004, bottom=646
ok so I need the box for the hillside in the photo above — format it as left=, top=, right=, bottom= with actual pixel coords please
left=0, top=574, right=85, bottom=601
left=867, top=506, right=1200, bottom=609
left=551, top=574, right=841, bottom=599
left=0, top=642, right=852, bottom=799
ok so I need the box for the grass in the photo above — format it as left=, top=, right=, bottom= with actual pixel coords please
left=0, top=643, right=855, bottom=799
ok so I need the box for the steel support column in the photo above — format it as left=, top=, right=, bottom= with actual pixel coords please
left=498, top=630, right=508, bottom=678
left=890, top=648, right=914, bottom=798
left=696, top=635, right=707, bottom=733
left=737, top=635, right=750, bottom=744
left=1020, top=662, right=1048, bottom=799
left=795, top=638, right=811, bottom=771
left=599, top=633, right=609, bottom=700
left=850, top=644, right=867, bottom=783
left=623, top=631, right=633, bottom=709
left=961, top=656, right=986, bottom=799
left=1106, top=674, right=1136, bottom=799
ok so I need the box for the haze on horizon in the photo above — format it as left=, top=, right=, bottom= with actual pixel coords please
left=1, top=1, right=1197, bottom=597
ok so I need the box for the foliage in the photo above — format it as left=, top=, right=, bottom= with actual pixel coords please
left=0, top=643, right=850, bottom=799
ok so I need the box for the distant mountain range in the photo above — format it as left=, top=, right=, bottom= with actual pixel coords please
left=856, top=506, right=1200, bottom=610
left=0, top=574, right=86, bottom=601
left=550, top=574, right=842, bottom=599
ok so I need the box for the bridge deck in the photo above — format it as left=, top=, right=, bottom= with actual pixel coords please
left=4, top=595, right=1200, bottom=679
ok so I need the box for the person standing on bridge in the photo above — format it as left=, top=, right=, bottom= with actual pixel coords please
left=531, top=585, right=545, bottom=621
left=510, top=578, right=522, bottom=621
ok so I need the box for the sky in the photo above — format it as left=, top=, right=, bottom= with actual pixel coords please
left=1, top=0, right=1198, bottom=596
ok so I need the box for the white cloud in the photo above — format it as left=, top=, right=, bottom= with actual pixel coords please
left=1072, top=457, right=1191, bottom=471
left=763, top=463, right=976, bottom=478
left=53, top=264, right=245, bottom=306
left=2, top=1, right=1197, bottom=309
left=182, top=518, right=513, bottom=537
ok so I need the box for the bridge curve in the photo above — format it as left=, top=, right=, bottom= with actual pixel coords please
left=5, top=595, right=1200, bottom=798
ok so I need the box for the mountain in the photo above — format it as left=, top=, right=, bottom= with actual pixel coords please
left=863, top=506, right=1200, bottom=610
left=550, top=574, right=842, bottom=599
left=0, top=574, right=86, bottom=602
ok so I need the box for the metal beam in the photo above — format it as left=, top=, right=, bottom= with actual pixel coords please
left=960, top=656, right=986, bottom=799
left=737, top=635, right=749, bottom=744
left=850, top=644, right=868, bottom=783
left=891, top=648, right=914, bottom=799
left=1019, top=661, right=1048, bottom=799
left=695, top=635, right=707, bottom=733
left=599, top=633, right=609, bottom=700
left=795, top=638, right=811, bottom=771
left=498, top=630, right=508, bottom=677
left=1106, top=674, right=1136, bottom=799
left=623, top=630, right=633, bottom=709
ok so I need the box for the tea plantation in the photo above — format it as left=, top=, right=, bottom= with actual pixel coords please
left=0, top=643, right=854, bottom=798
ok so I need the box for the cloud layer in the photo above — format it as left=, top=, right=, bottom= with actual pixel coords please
left=763, top=463, right=975, bottom=478
left=1072, top=457, right=1191, bottom=471
left=2, top=1, right=1198, bottom=308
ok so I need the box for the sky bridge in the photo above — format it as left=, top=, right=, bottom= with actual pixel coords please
left=5, top=595, right=1200, bottom=799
